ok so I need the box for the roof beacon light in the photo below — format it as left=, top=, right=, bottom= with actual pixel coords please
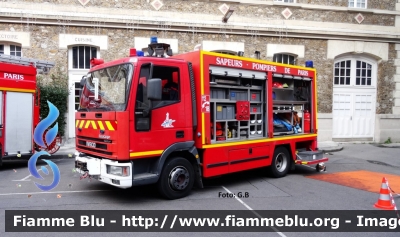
left=137, top=50, right=144, bottom=57
left=147, top=36, right=172, bottom=57
left=306, top=60, right=314, bottom=68
left=130, top=48, right=137, bottom=57
left=151, top=36, right=158, bottom=44
left=90, top=58, right=104, bottom=67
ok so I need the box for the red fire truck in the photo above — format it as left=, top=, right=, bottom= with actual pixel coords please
left=0, top=54, right=56, bottom=166
left=75, top=37, right=328, bottom=199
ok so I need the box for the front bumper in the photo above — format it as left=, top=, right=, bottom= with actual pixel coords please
left=75, top=154, right=132, bottom=188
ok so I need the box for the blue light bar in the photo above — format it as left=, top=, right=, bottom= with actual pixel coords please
left=150, top=36, right=158, bottom=44
left=305, top=60, right=313, bottom=68
left=137, top=51, right=144, bottom=56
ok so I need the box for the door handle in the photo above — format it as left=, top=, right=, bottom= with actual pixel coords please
left=176, top=131, right=184, bottom=138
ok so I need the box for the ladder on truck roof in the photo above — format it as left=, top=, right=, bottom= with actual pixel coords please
left=0, top=54, right=55, bottom=74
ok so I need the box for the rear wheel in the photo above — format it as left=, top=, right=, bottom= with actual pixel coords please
left=157, top=157, right=195, bottom=200
left=268, top=146, right=291, bottom=178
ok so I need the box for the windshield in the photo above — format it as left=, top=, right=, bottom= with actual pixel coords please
left=79, top=63, right=133, bottom=111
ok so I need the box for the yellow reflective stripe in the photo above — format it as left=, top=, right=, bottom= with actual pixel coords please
left=0, top=87, right=35, bottom=93
left=130, top=150, right=164, bottom=157
left=91, top=121, right=97, bottom=129
left=200, top=51, right=205, bottom=145
left=105, top=121, right=115, bottom=131
left=98, top=121, right=105, bottom=130
left=84, top=120, right=91, bottom=128
left=75, top=120, right=116, bottom=130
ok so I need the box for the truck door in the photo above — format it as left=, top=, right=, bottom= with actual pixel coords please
left=4, top=91, right=33, bottom=155
left=132, top=62, right=193, bottom=155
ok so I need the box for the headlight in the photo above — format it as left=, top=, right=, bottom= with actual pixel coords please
left=107, top=165, right=130, bottom=177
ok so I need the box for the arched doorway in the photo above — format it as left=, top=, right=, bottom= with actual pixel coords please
left=332, top=55, right=377, bottom=141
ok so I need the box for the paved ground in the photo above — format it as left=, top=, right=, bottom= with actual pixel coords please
left=0, top=143, right=399, bottom=237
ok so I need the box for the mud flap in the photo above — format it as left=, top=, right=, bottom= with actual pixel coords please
left=188, top=146, right=203, bottom=189
left=290, top=159, right=295, bottom=171
left=194, top=162, right=204, bottom=189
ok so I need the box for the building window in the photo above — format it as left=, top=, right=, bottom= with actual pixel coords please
left=274, top=0, right=295, bottom=3
left=0, top=43, right=22, bottom=56
left=211, top=50, right=237, bottom=56
left=273, top=53, right=296, bottom=65
left=334, top=60, right=351, bottom=85
left=72, top=46, right=97, bottom=69
left=74, top=82, right=82, bottom=110
left=355, top=60, right=372, bottom=86
left=349, top=0, right=367, bottom=8
left=10, top=45, right=22, bottom=56
left=334, top=57, right=375, bottom=86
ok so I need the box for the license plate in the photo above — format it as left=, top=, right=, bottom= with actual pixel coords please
left=86, top=141, right=96, bottom=148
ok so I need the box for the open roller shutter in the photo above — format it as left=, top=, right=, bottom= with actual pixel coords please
left=5, top=92, right=33, bottom=155
left=273, top=73, right=312, bottom=81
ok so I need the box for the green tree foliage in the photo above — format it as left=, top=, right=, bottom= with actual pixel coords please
left=37, top=67, right=70, bottom=137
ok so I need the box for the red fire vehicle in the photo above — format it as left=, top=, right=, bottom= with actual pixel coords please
left=0, top=54, right=56, bottom=166
left=75, top=37, right=328, bottom=199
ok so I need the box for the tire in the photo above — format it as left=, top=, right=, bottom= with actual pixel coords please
left=268, top=147, right=291, bottom=178
left=157, top=157, right=195, bottom=200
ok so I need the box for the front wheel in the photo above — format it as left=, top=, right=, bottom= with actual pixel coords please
left=157, top=157, right=195, bottom=200
left=268, top=147, right=291, bottom=178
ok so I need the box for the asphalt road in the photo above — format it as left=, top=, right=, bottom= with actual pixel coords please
left=0, top=143, right=399, bottom=237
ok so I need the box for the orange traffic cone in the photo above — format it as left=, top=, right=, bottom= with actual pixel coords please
left=374, top=177, right=395, bottom=210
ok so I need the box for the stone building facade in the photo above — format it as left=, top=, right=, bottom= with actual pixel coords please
left=1, top=0, right=400, bottom=143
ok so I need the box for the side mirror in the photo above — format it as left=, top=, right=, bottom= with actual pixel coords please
left=147, top=78, right=162, bottom=101
left=80, top=76, right=86, bottom=87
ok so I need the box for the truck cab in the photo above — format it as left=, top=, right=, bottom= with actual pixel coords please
left=75, top=39, right=201, bottom=199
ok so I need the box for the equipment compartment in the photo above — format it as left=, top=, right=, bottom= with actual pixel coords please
left=209, top=67, right=266, bottom=143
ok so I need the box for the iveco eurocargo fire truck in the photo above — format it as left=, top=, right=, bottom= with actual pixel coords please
left=75, top=37, right=328, bottom=199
